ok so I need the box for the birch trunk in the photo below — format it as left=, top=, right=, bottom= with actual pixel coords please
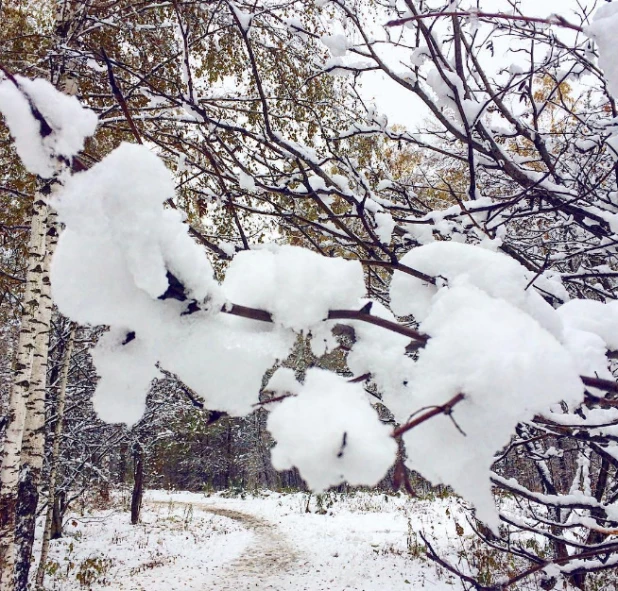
left=0, top=197, right=49, bottom=588
left=13, top=210, right=59, bottom=591
left=1, top=5, right=83, bottom=587
left=34, top=323, right=74, bottom=590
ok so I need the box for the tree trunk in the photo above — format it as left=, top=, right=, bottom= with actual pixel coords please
left=0, top=197, right=48, bottom=587
left=50, top=490, right=65, bottom=540
left=131, top=441, right=144, bottom=525
left=118, top=440, right=129, bottom=486
left=14, top=212, right=59, bottom=591
left=34, top=323, right=75, bottom=590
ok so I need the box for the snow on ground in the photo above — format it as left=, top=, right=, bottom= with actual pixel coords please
left=37, top=489, right=472, bottom=590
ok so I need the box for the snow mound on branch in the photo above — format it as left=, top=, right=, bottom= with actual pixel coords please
left=267, top=369, right=397, bottom=491
left=346, top=299, right=415, bottom=405
left=0, top=76, right=97, bottom=177
left=159, top=315, right=294, bottom=417
left=390, top=242, right=563, bottom=338
left=558, top=299, right=618, bottom=351
left=389, top=243, right=585, bottom=527
left=321, top=34, right=348, bottom=57
left=52, top=143, right=218, bottom=328
left=588, top=5, right=618, bottom=99
left=91, top=330, right=160, bottom=425
left=266, top=368, right=301, bottom=395
left=557, top=299, right=618, bottom=381
left=51, top=143, right=294, bottom=425
left=374, top=211, right=396, bottom=244
left=222, top=246, right=365, bottom=331
left=400, top=280, right=584, bottom=530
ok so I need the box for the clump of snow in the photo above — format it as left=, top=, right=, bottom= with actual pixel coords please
left=587, top=4, right=618, bottom=98
left=265, top=367, right=301, bottom=394
left=558, top=299, right=618, bottom=351
left=0, top=76, right=97, bottom=177
left=51, top=142, right=295, bottom=424
left=557, top=299, right=618, bottom=380
left=160, top=314, right=294, bottom=417
left=222, top=246, right=365, bottom=331
left=346, top=299, right=414, bottom=407
left=52, top=142, right=218, bottom=328
left=390, top=242, right=563, bottom=339
left=400, top=280, right=584, bottom=529
left=374, top=211, right=396, bottom=244
left=387, top=242, right=590, bottom=526
left=238, top=169, right=256, bottom=192
left=231, top=3, right=253, bottom=32
left=91, top=330, right=160, bottom=425
left=376, top=179, right=393, bottom=191
left=321, top=34, right=348, bottom=57
left=405, top=222, right=434, bottom=245
left=268, top=369, right=397, bottom=490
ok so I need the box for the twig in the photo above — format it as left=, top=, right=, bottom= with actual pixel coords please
left=0, top=61, right=53, bottom=137
left=0, top=269, right=25, bottom=283
left=386, top=11, right=583, bottom=33
left=253, top=393, right=296, bottom=407
left=100, top=47, right=143, bottom=144
left=393, top=393, right=466, bottom=438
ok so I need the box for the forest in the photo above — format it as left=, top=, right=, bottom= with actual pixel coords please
left=1, top=0, right=618, bottom=589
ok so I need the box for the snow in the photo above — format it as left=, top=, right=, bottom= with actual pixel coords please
left=230, top=3, right=253, bottom=33
left=321, top=34, right=348, bottom=57
left=558, top=298, right=618, bottom=351
left=51, top=143, right=294, bottom=424
left=159, top=314, right=294, bottom=417
left=0, top=76, right=97, bottom=177
left=238, top=169, right=256, bottom=192
left=587, top=4, right=618, bottom=99
left=222, top=245, right=365, bottom=331
left=267, top=369, right=397, bottom=491
left=35, top=494, right=252, bottom=591
left=265, top=367, right=301, bottom=395
left=390, top=241, right=563, bottom=339
left=557, top=299, right=618, bottom=381
left=36, top=490, right=474, bottom=591
left=397, top=280, right=584, bottom=529
left=346, top=299, right=415, bottom=410
left=374, top=211, right=396, bottom=244
left=387, top=243, right=590, bottom=526
left=52, top=142, right=218, bottom=319
left=90, top=329, right=160, bottom=425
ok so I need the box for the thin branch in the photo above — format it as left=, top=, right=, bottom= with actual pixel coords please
left=386, top=11, right=584, bottom=33
left=100, top=47, right=143, bottom=144
left=393, top=393, right=466, bottom=438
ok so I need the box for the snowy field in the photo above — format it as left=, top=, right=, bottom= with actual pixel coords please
left=35, top=489, right=479, bottom=591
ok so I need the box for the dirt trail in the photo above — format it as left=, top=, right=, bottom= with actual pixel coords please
left=152, top=500, right=302, bottom=590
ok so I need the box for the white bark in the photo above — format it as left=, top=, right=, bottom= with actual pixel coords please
left=0, top=198, right=49, bottom=587
left=14, top=209, right=59, bottom=591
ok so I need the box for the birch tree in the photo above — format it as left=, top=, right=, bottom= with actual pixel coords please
left=0, top=194, right=49, bottom=587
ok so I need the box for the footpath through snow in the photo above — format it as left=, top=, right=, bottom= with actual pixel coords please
left=36, top=490, right=473, bottom=590
left=165, top=502, right=299, bottom=590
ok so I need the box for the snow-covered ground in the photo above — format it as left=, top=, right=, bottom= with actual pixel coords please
left=36, top=489, right=473, bottom=590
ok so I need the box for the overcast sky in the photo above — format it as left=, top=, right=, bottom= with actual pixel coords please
left=362, top=0, right=600, bottom=131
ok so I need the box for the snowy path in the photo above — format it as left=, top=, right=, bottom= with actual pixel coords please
left=159, top=501, right=301, bottom=590
left=39, top=491, right=464, bottom=590
left=147, top=492, right=460, bottom=590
